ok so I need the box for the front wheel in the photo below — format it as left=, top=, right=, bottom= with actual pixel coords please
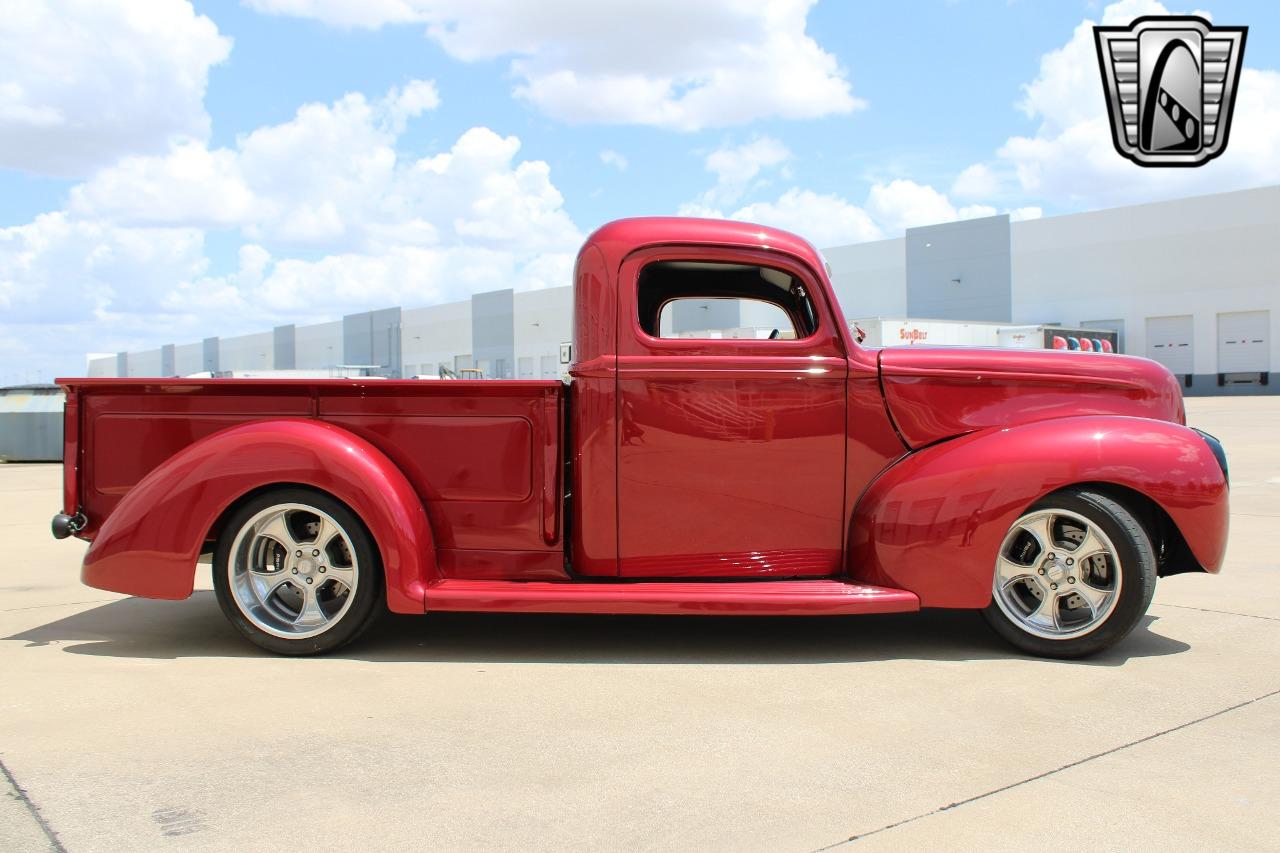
left=982, top=489, right=1156, bottom=658
left=213, top=488, right=383, bottom=655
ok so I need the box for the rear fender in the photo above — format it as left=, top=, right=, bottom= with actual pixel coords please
left=81, top=419, right=434, bottom=613
left=848, top=416, right=1228, bottom=608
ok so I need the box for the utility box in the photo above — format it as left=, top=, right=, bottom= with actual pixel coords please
left=0, top=385, right=64, bottom=462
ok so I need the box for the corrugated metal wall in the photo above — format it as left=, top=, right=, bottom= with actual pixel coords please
left=0, top=387, right=63, bottom=462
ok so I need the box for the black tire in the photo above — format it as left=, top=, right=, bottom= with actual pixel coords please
left=213, top=487, right=383, bottom=655
left=982, top=489, right=1157, bottom=659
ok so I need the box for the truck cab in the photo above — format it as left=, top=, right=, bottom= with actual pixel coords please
left=569, top=218, right=894, bottom=581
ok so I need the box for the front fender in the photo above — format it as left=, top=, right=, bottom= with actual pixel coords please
left=849, top=416, right=1228, bottom=608
left=82, top=419, right=435, bottom=613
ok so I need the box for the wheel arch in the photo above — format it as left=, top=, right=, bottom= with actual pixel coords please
left=848, top=415, right=1229, bottom=607
left=81, top=419, right=435, bottom=612
left=1062, top=481, right=1208, bottom=577
left=206, top=481, right=383, bottom=565
left=203, top=481, right=299, bottom=552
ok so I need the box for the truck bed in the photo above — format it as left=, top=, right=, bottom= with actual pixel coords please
left=60, top=378, right=567, bottom=581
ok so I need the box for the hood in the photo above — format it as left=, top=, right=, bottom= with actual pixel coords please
left=878, top=346, right=1185, bottom=449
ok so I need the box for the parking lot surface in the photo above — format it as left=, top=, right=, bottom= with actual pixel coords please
left=1, top=396, right=1277, bottom=852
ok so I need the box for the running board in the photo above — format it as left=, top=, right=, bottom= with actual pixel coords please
left=425, top=579, right=919, bottom=616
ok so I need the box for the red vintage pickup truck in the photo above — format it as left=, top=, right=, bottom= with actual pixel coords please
left=52, top=217, right=1229, bottom=658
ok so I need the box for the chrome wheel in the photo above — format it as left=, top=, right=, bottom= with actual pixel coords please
left=226, top=502, right=360, bottom=640
left=992, top=507, right=1122, bottom=640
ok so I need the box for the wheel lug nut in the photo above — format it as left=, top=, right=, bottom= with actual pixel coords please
left=1051, top=583, right=1058, bottom=590
left=319, top=566, right=326, bottom=573
left=292, top=568, right=298, bottom=574
left=312, top=549, right=320, bottom=556
left=295, top=550, right=302, bottom=557
left=305, top=577, right=313, bottom=584
left=1066, top=558, right=1074, bottom=566
left=1047, top=553, right=1055, bottom=560
left=1069, top=577, right=1076, bottom=583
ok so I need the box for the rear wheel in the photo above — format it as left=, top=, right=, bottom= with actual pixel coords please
left=213, top=488, right=383, bottom=655
left=982, top=489, right=1156, bottom=658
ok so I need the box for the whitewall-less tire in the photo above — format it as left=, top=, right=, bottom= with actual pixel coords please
left=213, top=488, right=383, bottom=655
left=982, top=489, right=1157, bottom=658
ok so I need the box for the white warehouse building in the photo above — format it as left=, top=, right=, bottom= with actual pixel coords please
left=88, top=185, right=1278, bottom=395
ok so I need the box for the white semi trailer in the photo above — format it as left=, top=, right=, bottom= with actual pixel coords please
left=851, top=318, right=1119, bottom=353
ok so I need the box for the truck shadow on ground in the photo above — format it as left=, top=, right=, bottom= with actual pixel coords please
left=5, top=591, right=1189, bottom=666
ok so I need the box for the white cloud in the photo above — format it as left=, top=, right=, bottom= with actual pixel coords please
left=0, top=0, right=231, bottom=176
left=963, top=0, right=1280, bottom=210
left=248, top=246, right=576, bottom=317
left=66, top=83, right=579, bottom=255
left=865, top=179, right=999, bottom=234
left=2, top=81, right=583, bottom=379
left=69, top=144, right=256, bottom=228
left=406, top=128, right=582, bottom=253
left=679, top=152, right=1014, bottom=249
left=383, top=79, right=442, bottom=127
left=865, top=180, right=953, bottom=233
left=705, top=138, right=792, bottom=195
left=951, top=163, right=1000, bottom=199
left=242, top=0, right=426, bottom=28
left=681, top=137, right=792, bottom=213
left=236, top=89, right=406, bottom=244
left=599, top=149, right=628, bottom=171
left=68, top=86, right=410, bottom=244
left=730, top=189, right=882, bottom=248
left=0, top=212, right=210, bottom=334
left=958, top=204, right=998, bottom=219
left=245, top=0, right=863, bottom=131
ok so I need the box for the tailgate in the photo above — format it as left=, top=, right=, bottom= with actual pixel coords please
left=60, top=384, right=80, bottom=521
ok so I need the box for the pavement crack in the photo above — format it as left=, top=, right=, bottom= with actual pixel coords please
left=0, top=755, right=67, bottom=853
left=1154, top=602, right=1280, bottom=622
left=814, top=687, right=1280, bottom=850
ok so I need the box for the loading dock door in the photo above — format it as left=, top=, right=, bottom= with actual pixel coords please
left=1146, top=315, right=1194, bottom=375
left=1217, top=311, right=1269, bottom=374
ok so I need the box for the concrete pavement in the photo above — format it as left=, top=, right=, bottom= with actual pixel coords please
left=1, top=396, right=1277, bottom=852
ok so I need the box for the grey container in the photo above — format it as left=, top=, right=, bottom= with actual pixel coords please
left=0, top=385, right=64, bottom=462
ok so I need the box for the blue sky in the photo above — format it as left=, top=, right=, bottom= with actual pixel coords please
left=1, top=0, right=1278, bottom=383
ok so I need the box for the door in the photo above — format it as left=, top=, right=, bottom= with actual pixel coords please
left=1146, top=315, right=1193, bottom=376
left=615, top=248, right=848, bottom=578
left=1217, top=310, right=1269, bottom=374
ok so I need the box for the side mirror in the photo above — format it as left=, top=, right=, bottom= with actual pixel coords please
left=852, top=323, right=866, bottom=344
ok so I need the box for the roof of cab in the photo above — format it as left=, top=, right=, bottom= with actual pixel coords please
left=580, top=216, right=826, bottom=274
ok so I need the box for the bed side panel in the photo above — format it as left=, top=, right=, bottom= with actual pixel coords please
left=317, top=382, right=566, bottom=571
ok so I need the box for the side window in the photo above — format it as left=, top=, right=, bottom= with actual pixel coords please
left=658, top=298, right=797, bottom=340
left=637, top=261, right=818, bottom=341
